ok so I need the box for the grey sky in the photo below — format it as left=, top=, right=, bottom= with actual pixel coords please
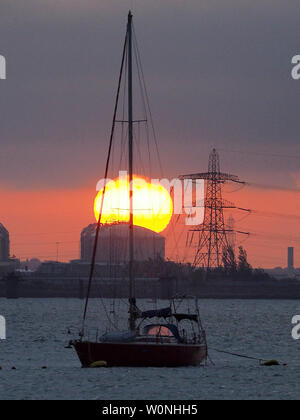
left=0, top=0, right=299, bottom=189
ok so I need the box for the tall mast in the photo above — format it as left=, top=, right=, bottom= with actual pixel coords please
left=127, top=11, right=136, bottom=331
left=80, top=17, right=129, bottom=336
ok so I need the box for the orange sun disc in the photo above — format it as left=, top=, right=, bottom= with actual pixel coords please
left=94, top=175, right=173, bottom=233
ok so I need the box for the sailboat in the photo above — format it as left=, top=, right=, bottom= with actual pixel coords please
left=69, top=11, right=208, bottom=367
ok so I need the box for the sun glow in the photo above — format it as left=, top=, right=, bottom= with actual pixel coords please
left=94, top=175, right=173, bottom=233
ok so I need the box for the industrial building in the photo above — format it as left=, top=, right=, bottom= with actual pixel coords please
left=80, top=222, right=165, bottom=264
left=0, top=223, right=9, bottom=262
left=0, top=223, right=19, bottom=276
left=288, top=247, right=295, bottom=278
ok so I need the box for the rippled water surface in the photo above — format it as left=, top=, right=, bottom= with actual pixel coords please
left=0, top=298, right=299, bottom=400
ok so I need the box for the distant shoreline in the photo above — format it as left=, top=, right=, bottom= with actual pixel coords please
left=1, top=276, right=300, bottom=300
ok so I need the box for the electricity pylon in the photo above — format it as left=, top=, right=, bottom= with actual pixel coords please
left=227, top=215, right=236, bottom=250
left=180, top=149, right=249, bottom=270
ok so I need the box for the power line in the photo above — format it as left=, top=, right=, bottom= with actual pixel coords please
left=15, top=253, right=78, bottom=259
left=250, top=210, right=300, bottom=221
left=11, top=240, right=78, bottom=246
left=10, top=229, right=82, bottom=237
left=218, top=148, right=300, bottom=160
left=250, top=231, right=300, bottom=243
left=247, top=182, right=300, bottom=193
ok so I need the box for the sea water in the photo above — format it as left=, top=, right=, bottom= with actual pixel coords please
left=0, top=298, right=299, bottom=400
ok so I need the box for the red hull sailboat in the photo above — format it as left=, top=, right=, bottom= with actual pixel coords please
left=74, top=341, right=207, bottom=368
left=69, top=11, right=207, bottom=368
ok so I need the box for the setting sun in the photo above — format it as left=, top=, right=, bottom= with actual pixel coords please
left=94, top=174, right=173, bottom=233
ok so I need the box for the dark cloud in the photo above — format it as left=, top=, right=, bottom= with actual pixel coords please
left=0, top=0, right=299, bottom=189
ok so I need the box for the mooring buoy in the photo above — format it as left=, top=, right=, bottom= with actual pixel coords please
left=261, top=360, right=280, bottom=367
left=90, top=360, right=108, bottom=368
